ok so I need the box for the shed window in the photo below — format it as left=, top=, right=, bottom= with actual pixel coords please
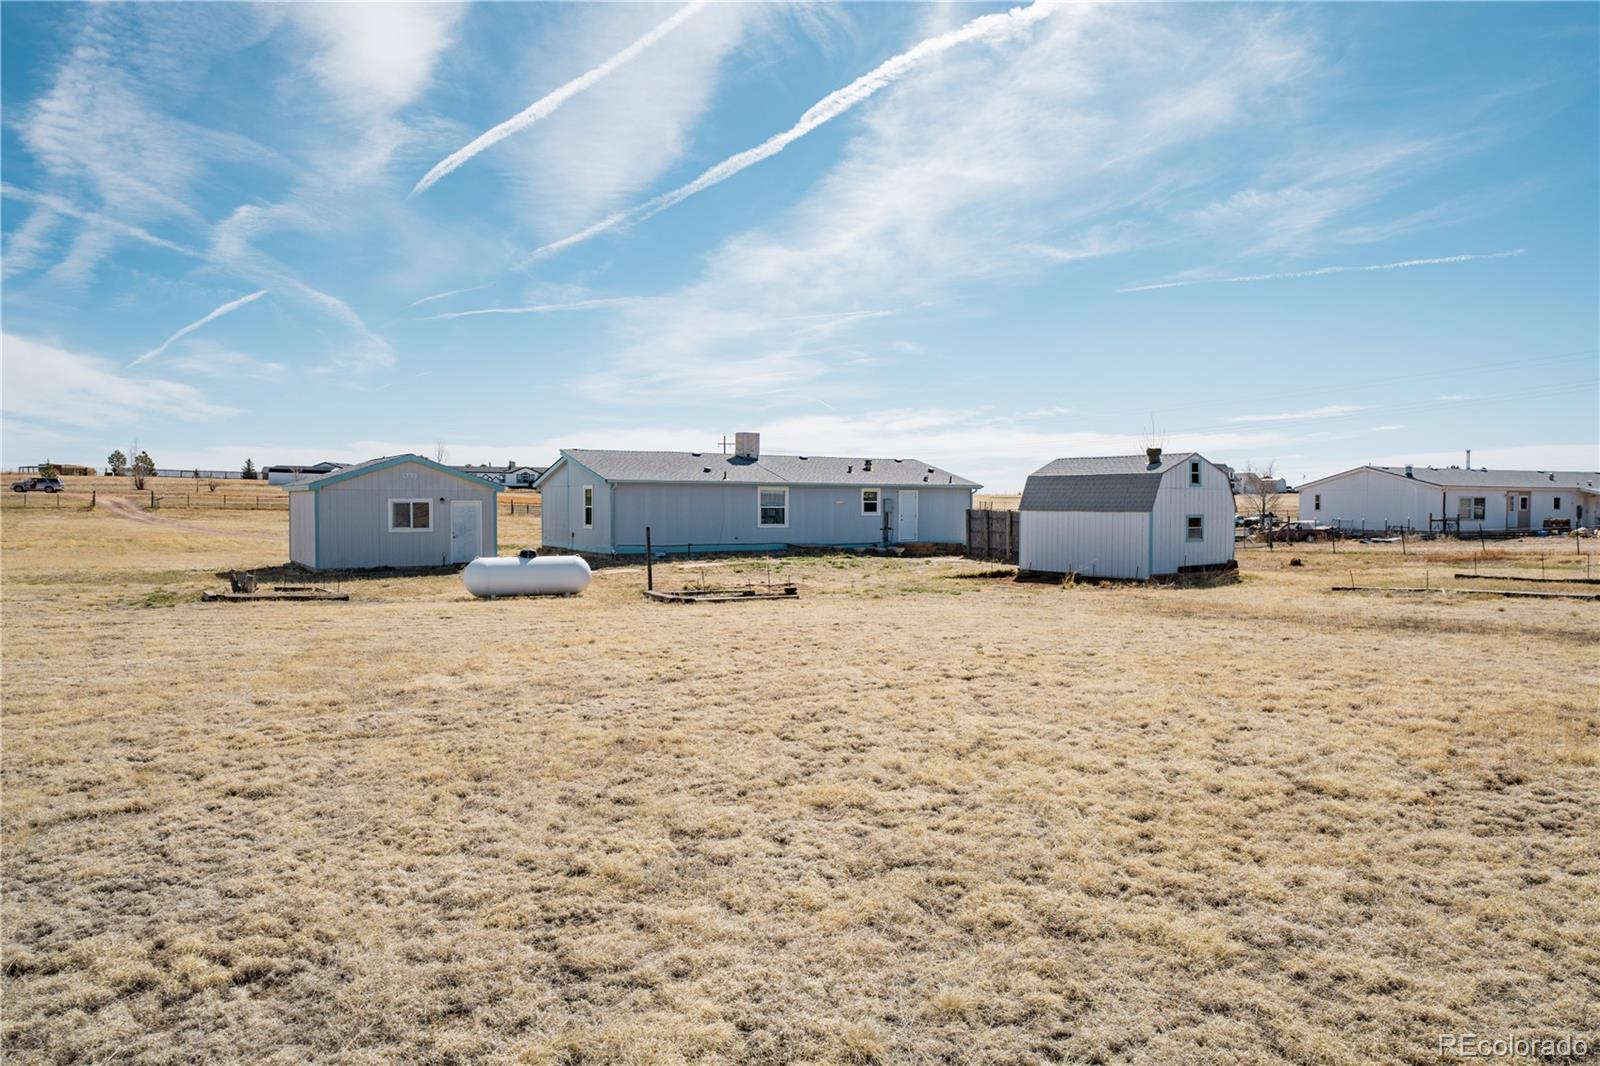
left=388, top=499, right=432, bottom=532
left=758, top=487, right=788, bottom=528
left=1458, top=496, right=1486, bottom=521
left=1186, top=515, right=1204, bottom=541
left=1313, top=494, right=1321, bottom=511
left=1189, top=460, right=1201, bottom=487
left=861, top=488, right=880, bottom=515
left=582, top=485, right=594, bottom=528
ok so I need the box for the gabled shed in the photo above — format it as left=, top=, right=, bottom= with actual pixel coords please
left=1018, top=449, right=1235, bottom=579
left=286, top=454, right=500, bottom=570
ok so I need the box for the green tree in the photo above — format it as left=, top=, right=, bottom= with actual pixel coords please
left=241, top=458, right=257, bottom=480
left=38, top=461, right=59, bottom=478
left=131, top=451, right=156, bottom=490
left=107, top=450, right=127, bottom=476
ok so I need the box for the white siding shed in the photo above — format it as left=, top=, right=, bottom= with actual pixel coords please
left=1019, top=450, right=1235, bottom=580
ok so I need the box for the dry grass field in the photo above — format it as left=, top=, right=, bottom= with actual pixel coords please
left=2, top=503, right=1596, bottom=1064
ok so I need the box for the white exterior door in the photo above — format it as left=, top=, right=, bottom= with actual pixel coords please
left=897, top=490, right=919, bottom=542
left=450, top=500, right=482, bottom=562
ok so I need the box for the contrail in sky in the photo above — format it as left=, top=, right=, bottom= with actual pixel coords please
left=129, top=290, right=268, bottom=367
left=526, top=1, right=1059, bottom=260
left=418, top=298, right=629, bottom=321
left=411, top=2, right=709, bottom=196
left=408, top=284, right=490, bottom=308
left=1119, top=250, right=1527, bottom=293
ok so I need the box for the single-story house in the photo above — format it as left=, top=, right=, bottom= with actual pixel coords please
left=1018, top=449, right=1236, bottom=580
left=532, top=432, right=979, bottom=555
left=506, top=465, right=545, bottom=488
left=1298, top=464, right=1600, bottom=532
left=265, top=460, right=347, bottom=486
left=287, top=454, right=501, bottom=570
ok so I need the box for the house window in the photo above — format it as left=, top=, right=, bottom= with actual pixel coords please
left=1186, top=515, right=1204, bottom=541
left=388, top=499, right=432, bottom=532
left=861, top=488, right=880, bottom=515
left=1457, top=497, right=1486, bottom=521
left=1554, top=497, right=1561, bottom=510
left=1314, top=494, right=1321, bottom=511
left=1189, top=460, right=1201, bottom=486
left=582, top=486, right=594, bottom=528
left=758, top=487, right=788, bottom=528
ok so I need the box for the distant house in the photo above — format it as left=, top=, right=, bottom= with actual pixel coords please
left=286, top=454, right=500, bottom=570
left=1298, top=465, right=1600, bottom=532
left=1234, top=471, right=1291, bottom=496
left=265, top=460, right=347, bottom=486
left=454, top=462, right=547, bottom=487
left=1018, top=449, right=1236, bottom=580
left=532, top=432, right=979, bottom=555
left=505, top=465, right=545, bottom=489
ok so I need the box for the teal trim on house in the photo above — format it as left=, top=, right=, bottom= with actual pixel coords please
left=287, top=453, right=505, bottom=494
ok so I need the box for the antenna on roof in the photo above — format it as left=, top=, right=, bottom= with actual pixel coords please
left=719, top=436, right=733, bottom=455
left=1138, top=415, right=1166, bottom=455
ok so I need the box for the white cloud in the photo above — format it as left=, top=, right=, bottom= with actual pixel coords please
left=566, top=6, right=1312, bottom=402
left=1436, top=393, right=1474, bottom=402
left=1229, top=404, right=1368, bottom=424
left=163, top=342, right=287, bottom=382
left=16, top=7, right=284, bottom=283
left=287, top=3, right=464, bottom=118
left=1, top=333, right=237, bottom=432
left=1, top=205, right=63, bottom=280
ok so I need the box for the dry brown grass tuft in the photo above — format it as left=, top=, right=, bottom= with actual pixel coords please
left=2, top=507, right=1596, bottom=1062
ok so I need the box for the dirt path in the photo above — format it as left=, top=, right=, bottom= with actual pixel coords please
left=99, top=495, right=280, bottom=541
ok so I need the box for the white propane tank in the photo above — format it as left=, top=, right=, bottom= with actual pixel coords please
left=463, top=552, right=591, bottom=598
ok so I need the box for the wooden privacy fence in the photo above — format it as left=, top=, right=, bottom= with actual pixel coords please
left=967, top=508, right=1019, bottom=563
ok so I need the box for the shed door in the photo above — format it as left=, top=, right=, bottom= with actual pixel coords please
left=897, top=490, right=919, bottom=542
left=450, top=500, right=483, bottom=563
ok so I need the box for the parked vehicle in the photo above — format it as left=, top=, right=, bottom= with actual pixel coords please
left=11, top=477, right=63, bottom=493
left=1268, top=520, right=1338, bottom=543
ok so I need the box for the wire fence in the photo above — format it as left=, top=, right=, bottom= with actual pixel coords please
left=3, top=490, right=542, bottom=517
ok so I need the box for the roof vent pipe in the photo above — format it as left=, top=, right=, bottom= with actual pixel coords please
left=1146, top=447, right=1162, bottom=467
left=1405, top=464, right=1414, bottom=478
left=1465, top=448, right=1471, bottom=469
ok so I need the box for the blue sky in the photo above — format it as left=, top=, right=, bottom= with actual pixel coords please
left=2, top=1, right=1595, bottom=491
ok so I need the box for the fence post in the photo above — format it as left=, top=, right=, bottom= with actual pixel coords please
left=645, top=526, right=654, bottom=591
left=150, top=490, right=156, bottom=509
left=89, top=490, right=96, bottom=510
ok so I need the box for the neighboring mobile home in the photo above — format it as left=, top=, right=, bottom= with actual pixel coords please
left=264, top=460, right=347, bottom=486
left=1018, top=449, right=1235, bottom=580
left=1298, top=465, right=1600, bottom=532
left=287, top=454, right=500, bottom=570
left=533, top=433, right=979, bottom=555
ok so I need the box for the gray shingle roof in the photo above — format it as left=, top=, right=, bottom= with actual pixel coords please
left=553, top=449, right=980, bottom=489
left=1367, top=466, right=1600, bottom=491
left=1019, top=453, right=1199, bottom=513
left=1029, top=452, right=1196, bottom=478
